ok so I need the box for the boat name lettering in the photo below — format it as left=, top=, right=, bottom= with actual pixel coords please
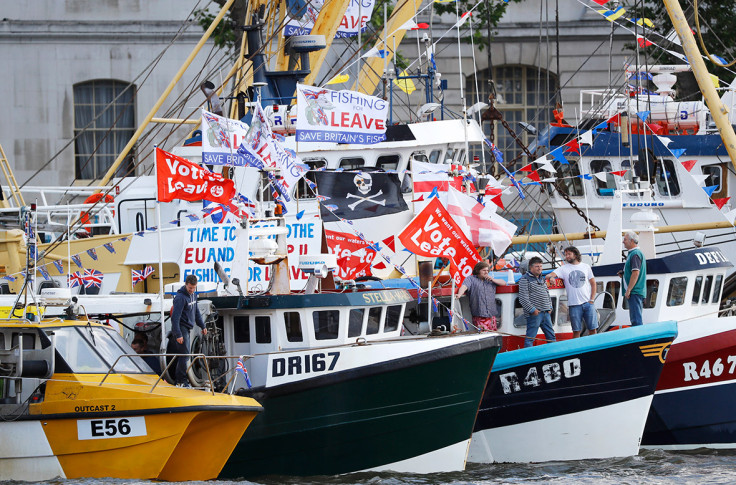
left=695, top=250, right=729, bottom=265
left=74, top=404, right=116, bottom=412
left=272, top=352, right=340, bottom=377
left=498, top=358, right=581, bottom=394
left=362, top=290, right=407, bottom=304
left=77, top=416, right=147, bottom=440
left=683, top=356, right=736, bottom=382
left=621, top=202, right=665, bottom=208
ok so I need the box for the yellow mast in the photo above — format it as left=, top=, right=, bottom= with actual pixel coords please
left=301, top=0, right=351, bottom=87
left=663, top=0, right=736, bottom=172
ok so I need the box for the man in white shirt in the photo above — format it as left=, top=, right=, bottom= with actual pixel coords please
left=547, top=246, right=598, bottom=338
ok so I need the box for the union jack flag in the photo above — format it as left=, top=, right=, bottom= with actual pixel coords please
left=236, top=357, right=253, bottom=388
left=132, top=266, right=154, bottom=285
left=68, top=271, right=84, bottom=288
left=83, top=269, right=104, bottom=288
left=86, top=248, right=98, bottom=261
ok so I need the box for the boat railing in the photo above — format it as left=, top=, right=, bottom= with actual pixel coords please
left=99, top=353, right=255, bottom=395
left=579, top=88, right=624, bottom=119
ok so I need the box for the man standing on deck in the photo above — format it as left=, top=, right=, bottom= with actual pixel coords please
left=547, top=246, right=598, bottom=338
left=519, top=257, right=556, bottom=348
left=619, top=231, right=646, bottom=326
left=171, top=274, right=207, bottom=387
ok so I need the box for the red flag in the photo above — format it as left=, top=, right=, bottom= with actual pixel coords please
left=491, top=194, right=505, bottom=210
left=610, top=170, right=628, bottom=177
left=564, top=139, right=581, bottom=154
left=592, top=0, right=610, bottom=4
left=714, top=197, right=731, bottom=210
left=398, top=198, right=481, bottom=285
left=681, top=160, right=697, bottom=172
left=382, top=235, right=396, bottom=252
left=415, top=22, right=429, bottom=29
left=156, top=147, right=235, bottom=204
left=637, top=35, right=653, bottom=48
left=485, top=186, right=504, bottom=196
left=518, top=163, right=533, bottom=173
left=527, top=170, right=541, bottom=183
left=372, top=261, right=387, bottom=270
left=325, top=230, right=376, bottom=280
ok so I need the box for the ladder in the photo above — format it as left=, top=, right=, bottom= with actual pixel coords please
left=0, top=144, right=25, bottom=208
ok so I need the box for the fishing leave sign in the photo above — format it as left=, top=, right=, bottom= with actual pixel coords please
left=284, top=0, right=375, bottom=38
left=295, top=84, right=388, bottom=144
left=201, top=109, right=250, bottom=166
left=398, top=197, right=481, bottom=285
left=156, top=147, right=235, bottom=204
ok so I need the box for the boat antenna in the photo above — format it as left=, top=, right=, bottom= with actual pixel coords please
left=11, top=204, right=41, bottom=320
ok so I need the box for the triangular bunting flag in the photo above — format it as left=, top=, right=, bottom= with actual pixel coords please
left=373, top=261, right=387, bottom=270
left=594, top=172, right=609, bottom=182
left=636, top=110, right=651, bottom=122
left=527, top=171, right=541, bottom=182
left=491, top=195, right=505, bottom=210
left=86, top=248, right=98, bottom=261
left=518, top=163, right=533, bottom=173
left=681, top=160, right=696, bottom=172
left=382, top=236, right=396, bottom=252
left=551, top=148, right=569, bottom=164
left=564, top=139, right=580, bottom=154
left=691, top=173, right=709, bottom=186
left=53, top=260, right=64, bottom=274
left=714, top=197, right=731, bottom=210
left=578, top=174, right=593, bottom=180
left=610, top=170, right=628, bottom=176
left=670, top=148, right=686, bottom=159
left=326, top=74, right=350, bottom=85
left=580, top=130, right=594, bottom=146
left=703, top=185, right=718, bottom=197
left=657, top=136, right=673, bottom=147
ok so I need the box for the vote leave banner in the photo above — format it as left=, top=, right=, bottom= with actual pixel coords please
left=295, top=84, right=388, bottom=144
left=398, top=197, right=481, bottom=285
left=156, top=147, right=235, bottom=204
left=325, top=229, right=376, bottom=280
left=284, top=0, right=375, bottom=38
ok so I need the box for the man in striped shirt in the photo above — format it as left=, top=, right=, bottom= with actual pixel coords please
left=519, top=256, right=556, bottom=348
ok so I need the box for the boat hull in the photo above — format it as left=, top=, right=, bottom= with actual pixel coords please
left=219, top=334, right=501, bottom=477
left=642, top=322, right=736, bottom=449
left=469, top=321, right=677, bottom=463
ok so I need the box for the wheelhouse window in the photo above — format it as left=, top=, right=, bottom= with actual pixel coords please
left=666, top=277, right=687, bottom=306
left=366, top=307, right=382, bottom=334
left=384, top=305, right=402, bottom=332
left=713, top=275, right=724, bottom=303
left=622, top=279, right=659, bottom=310
left=313, top=310, right=340, bottom=340
left=348, top=308, right=364, bottom=337
left=255, top=316, right=271, bottom=344
left=428, top=149, right=442, bottom=164
left=701, top=275, right=713, bottom=304
left=655, top=159, right=680, bottom=196
left=702, top=165, right=727, bottom=199
left=234, top=316, right=250, bottom=342
left=603, top=281, right=620, bottom=309
left=295, top=159, right=326, bottom=199
left=339, top=157, right=364, bottom=170
left=74, top=79, right=136, bottom=180
left=284, top=312, right=303, bottom=342
left=410, top=151, right=428, bottom=164
left=53, top=326, right=149, bottom=373
left=590, top=159, right=616, bottom=196
left=554, top=160, right=584, bottom=197
left=376, top=155, right=400, bottom=171
left=692, top=276, right=703, bottom=305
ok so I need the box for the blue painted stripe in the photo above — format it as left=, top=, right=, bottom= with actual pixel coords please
left=493, top=320, right=677, bottom=371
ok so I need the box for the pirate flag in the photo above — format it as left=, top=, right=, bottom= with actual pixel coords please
left=313, top=171, right=408, bottom=222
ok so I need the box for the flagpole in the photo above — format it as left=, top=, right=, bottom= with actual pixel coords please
left=67, top=207, right=71, bottom=287
left=154, top=146, right=166, bottom=356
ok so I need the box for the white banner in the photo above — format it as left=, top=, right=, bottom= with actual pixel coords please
left=285, top=0, right=375, bottom=38
left=295, top=84, right=388, bottom=144
left=201, top=109, right=250, bottom=166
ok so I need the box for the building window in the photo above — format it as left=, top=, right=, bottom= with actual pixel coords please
left=466, top=65, right=557, bottom=173
left=74, top=80, right=136, bottom=180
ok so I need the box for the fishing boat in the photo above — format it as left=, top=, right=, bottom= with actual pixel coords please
left=0, top=290, right=262, bottom=482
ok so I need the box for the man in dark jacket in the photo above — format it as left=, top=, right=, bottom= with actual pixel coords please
left=171, top=274, right=207, bottom=387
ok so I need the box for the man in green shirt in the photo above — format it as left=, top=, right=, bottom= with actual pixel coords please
left=619, top=231, right=646, bottom=326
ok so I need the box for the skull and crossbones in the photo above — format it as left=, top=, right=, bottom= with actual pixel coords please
left=346, top=172, right=386, bottom=209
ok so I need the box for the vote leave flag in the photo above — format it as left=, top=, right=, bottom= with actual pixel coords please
left=156, top=147, right=235, bottom=204
left=446, top=187, right=517, bottom=257
left=325, top=229, right=376, bottom=280
left=398, top=197, right=481, bottom=285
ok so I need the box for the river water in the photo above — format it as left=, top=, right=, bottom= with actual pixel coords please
left=19, top=449, right=736, bottom=485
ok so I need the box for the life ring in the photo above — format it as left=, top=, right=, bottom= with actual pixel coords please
left=80, top=193, right=114, bottom=231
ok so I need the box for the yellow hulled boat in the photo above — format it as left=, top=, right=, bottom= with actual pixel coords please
left=0, top=316, right=262, bottom=481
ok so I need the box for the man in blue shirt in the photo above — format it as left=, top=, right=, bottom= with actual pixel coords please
left=171, top=274, right=207, bottom=387
left=518, top=257, right=556, bottom=348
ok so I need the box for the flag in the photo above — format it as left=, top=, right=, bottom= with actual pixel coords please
left=3, top=275, right=16, bottom=282
left=394, top=70, right=416, bottom=94
left=38, top=266, right=50, bottom=281
left=446, top=187, right=517, bottom=257
left=312, top=171, right=408, bottom=222
left=201, top=109, right=250, bottom=166
left=86, top=248, right=98, bottom=261
left=71, top=254, right=83, bottom=269
left=83, top=269, right=104, bottom=288
left=681, top=160, right=697, bottom=172
left=236, top=357, right=253, bottom=388
left=103, top=242, right=116, bottom=254
left=155, top=147, right=235, bottom=204
left=398, top=197, right=482, bottom=285
left=599, top=6, right=625, bottom=21
left=53, top=260, right=64, bottom=274
left=68, top=271, right=84, bottom=288
left=326, top=74, right=350, bottom=85
left=454, top=11, right=472, bottom=29
left=714, top=197, right=731, bottom=210
left=203, top=201, right=240, bottom=224
left=637, top=35, right=653, bottom=48
left=132, top=265, right=154, bottom=285
left=362, top=47, right=387, bottom=58
left=325, top=230, right=376, bottom=280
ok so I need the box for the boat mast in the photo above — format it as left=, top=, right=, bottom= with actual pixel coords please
left=662, top=0, right=736, bottom=172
